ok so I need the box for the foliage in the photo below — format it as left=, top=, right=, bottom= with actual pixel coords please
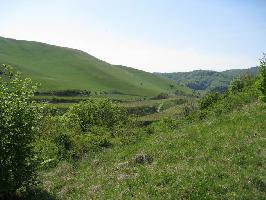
left=158, top=67, right=258, bottom=92
left=181, top=102, right=197, bottom=117
left=228, top=74, right=255, bottom=95
left=0, top=64, right=40, bottom=195
left=256, top=53, right=266, bottom=102
left=228, top=77, right=245, bottom=94
left=36, top=99, right=147, bottom=164
left=199, top=92, right=220, bottom=110
left=65, top=99, right=128, bottom=132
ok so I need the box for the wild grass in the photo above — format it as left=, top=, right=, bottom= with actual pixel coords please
left=39, top=102, right=266, bottom=199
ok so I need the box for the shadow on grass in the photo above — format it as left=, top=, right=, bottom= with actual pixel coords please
left=0, top=188, right=57, bottom=200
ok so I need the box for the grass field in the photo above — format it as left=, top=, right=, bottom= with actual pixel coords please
left=0, top=36, right=190, bottom=97
left=39, top=102, right=266, bottom=199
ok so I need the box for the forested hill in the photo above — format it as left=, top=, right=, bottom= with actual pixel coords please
left=157, top=67, right=258, bottom=92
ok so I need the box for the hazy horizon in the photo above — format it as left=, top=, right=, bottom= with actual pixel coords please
left=1, top=0, right=265, bottom=72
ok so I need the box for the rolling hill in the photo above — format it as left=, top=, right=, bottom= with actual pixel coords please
left=157, top=67, right=258, bottom=92
left=0, top=36, right=188, bottom=97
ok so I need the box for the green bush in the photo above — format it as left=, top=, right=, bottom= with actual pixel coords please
left=228, top=77, right=245, bottom=94
left=181, top=102, right=197, bottom=117
left=199, top=92, right=220, bottom=110
left=256, top=53, right=266, bottom=102
left=73, top=131, right=112, bottom=157
left=37, top=99, right=132, bottom=162
left=36, top=114, right=76, bottom=162
left=229, top=74, right=255, bottom=95
left=65, top=99, right=128, bottom=132
left=195, top=74, right=258, bottom=120
left=0, top=64, right=41, bottom=195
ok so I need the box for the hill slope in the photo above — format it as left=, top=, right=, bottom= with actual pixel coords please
left=157, top=67, right=258, bottom=92
left=40, top=99, right=266, bottom=199
left=0, top=36, right=187, bottom=96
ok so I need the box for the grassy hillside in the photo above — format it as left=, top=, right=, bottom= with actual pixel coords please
left=157, top=67, right=258, bottom=92
left=39, top=96, right=265, bottom=200
left=2, top=59, right=265, bottom=199
left=0, top=36, right=188, bottom=96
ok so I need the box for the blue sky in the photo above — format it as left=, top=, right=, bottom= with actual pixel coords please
left=1, top=0, right=265, bottom=72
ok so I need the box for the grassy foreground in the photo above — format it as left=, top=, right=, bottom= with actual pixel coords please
left=39, top=102, right=266, bottom=199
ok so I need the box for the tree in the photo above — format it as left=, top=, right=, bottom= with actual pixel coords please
left=0, top=64, right=40, bottom=196
left=256, top=53, right=266, bottom=102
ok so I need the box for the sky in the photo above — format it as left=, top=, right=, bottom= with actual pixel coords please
left=0, top=0, right=265, bottom=72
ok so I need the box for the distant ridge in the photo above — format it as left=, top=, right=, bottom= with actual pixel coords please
left=0, top=36, right=189, bottom=96
left=157, top=67, right=258, bottom=92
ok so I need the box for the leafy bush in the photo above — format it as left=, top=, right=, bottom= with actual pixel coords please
left=0, top=64, right=40, bottom=195
left=181, top=102, right=197, bottom=117
left=228, top=77, right=245, bottom=94
left=256, top=53, right=266, bottom=102
left=193, top=73, right=259, bottom=121
left=36, top=114, right=76, bottom=163
left=37, top=99, right=134, bottom=162
left=73, top=131, right=112, bottom=157
left=228, top=74, right=255, bottom=95
left=199, top=92, right=220, bottom=110
left=65, top=99, right=128, bottom=132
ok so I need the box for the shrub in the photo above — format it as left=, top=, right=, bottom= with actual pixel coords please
left=0, top=64, right=41, bottom=195
left=229, top=74, right=255, bottom=95
left=54, top=133, right=73, bottom=159
left=256, top=53, right=266, bottom=102
left=65, top=99, right=128, bottom=132
left=73, top=131, right=112, bottom=157
left=198, top=76, right=257, bottom=118
left=199, top=92, right=220, bottom=110
left=181, top=102, right=197, bottom=117
left=228, top=77, right=245, bottom=94
left=37, top=99, right=130, bottom=162
left=36, top=114, right=76, bottom=162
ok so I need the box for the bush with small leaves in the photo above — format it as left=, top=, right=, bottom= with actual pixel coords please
left=199, top=92, right=220, bottom=110
left=65, top=99, right=128, bottom=132
left=256, top=53, right=266, bottom=102
left=0, top=64, right=41, bottom=196
left=228, top=77, right=245, bottom=94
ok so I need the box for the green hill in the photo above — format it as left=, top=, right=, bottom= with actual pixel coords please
left=157, top=67, right=258, bottom=92
left=0, top=36, right=187, bottom=97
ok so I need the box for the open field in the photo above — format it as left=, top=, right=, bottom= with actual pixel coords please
left=39, top=102, right=266, bottom=200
